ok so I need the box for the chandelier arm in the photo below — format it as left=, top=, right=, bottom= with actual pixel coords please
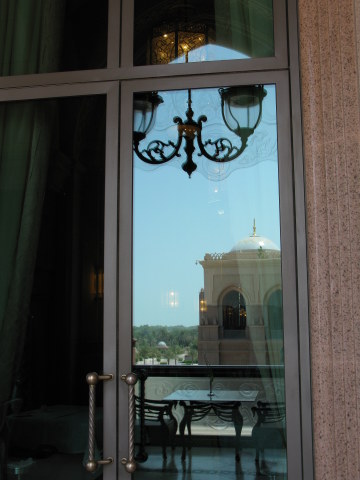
left=196, top=114, right=251, bottom=162
left=199, top=138, right=246, bottom=162
left=133, top=118, right=183, bottom=165
left=197, top=132, right=247, bottom=164
left=133, top=140, right=179, bottom=165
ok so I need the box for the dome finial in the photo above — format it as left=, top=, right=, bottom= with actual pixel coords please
left=252, top=218, right=257, bottom=237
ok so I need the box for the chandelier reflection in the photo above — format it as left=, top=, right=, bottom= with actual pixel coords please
left=150, top=22, right=209, bottom=64
left=133, top=85, right=267, bottom=177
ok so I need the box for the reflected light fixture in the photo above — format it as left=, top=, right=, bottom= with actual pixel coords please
left=133, top=85, right=267, bottom=177
left=150, top=21, right=209, bottom=64
left=90, top=267, right=104, bottom=300
left=168, top=290, right=179, bottom=308
left=199, top=288, right=207, bottom=312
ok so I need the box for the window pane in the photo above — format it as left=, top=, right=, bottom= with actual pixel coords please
left=134, top=0, right=274, bottom=66
left=0, top=1, right=108, bottom=76
left=0, top=96, right=106, bottom=477
left=132, top=85, right=287, bottom=478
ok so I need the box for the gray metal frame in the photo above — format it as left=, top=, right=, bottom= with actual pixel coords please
left=0, top=0, right=313, bottom=478
left=119, top=70, right=303, bottom=480
left=0, top=0, right=287, bottom=90
left=0, top=82, right=120, bottom=480
left=287, top=0, right=314, bottom=479
left=120, top=0, right=288, bottom=75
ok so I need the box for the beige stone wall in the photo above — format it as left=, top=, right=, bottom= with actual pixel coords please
left=298, top=0, right=360, bottom=478
left=356, top=0, right=360, bottom=99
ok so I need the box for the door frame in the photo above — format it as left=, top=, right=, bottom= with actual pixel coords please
left=0, top=81, right=120, bottom=480
left=118, top=69, right=303, bottom=479
left=0, top=0, right=314, bottom=477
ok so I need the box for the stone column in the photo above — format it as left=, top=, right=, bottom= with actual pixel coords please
left=298, top=0, right=360, bottom=478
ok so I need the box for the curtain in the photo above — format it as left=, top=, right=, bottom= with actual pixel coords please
left=247, top=260, right=285, bottom=404
left=0, top=103, right=57, bottom=403
left=263, top=287, right=285, bottom=403
left=0, top=0, right=64, bottom=404
left=0, top=0, right=65, bottom=76
left=214, top=0, right=274, bottom=58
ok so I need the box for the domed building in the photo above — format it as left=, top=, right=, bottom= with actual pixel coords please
left=198, top=223, right=283, bottom=366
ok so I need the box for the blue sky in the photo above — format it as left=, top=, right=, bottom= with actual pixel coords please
left=133, top=85, right=280, bottom=327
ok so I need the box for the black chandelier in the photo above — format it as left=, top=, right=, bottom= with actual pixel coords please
left=133, top=85, right=267, bottom=177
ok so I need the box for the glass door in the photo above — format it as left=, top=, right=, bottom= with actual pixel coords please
left=0, top=85, right=118, bottom=480
left=118, top=72, right=301, bottom=480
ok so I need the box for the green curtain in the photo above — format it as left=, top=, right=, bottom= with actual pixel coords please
left=0, top=0, right=64, bottom=404
left=247, top=260, right=285, bottom=405
left=0, top=103, right=57, bottom=404
left=214, top=0, right=274, bottom=58
left=0, top=0, right=65, bottom=76
left=263, top=288, right=285, bottom=402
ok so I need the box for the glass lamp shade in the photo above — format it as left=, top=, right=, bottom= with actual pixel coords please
left=219, top=85, right=267, bottom=139
left=133, top=92, right=163, bottom=138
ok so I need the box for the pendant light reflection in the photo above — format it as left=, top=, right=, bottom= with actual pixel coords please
left=90, top=267, right=104, bottom=300
left=133, top=92, right=164, bottom=144
left=150, top=22, right=210, bottom=64
left=133, top=85, right=267, bottom=178
left=168, top=290, right=179, bottom=308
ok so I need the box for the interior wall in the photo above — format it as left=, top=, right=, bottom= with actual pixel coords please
left=298, top=0, right=360, bottom=478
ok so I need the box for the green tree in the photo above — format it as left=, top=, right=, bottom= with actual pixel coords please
left=172, top=345, right=184, bottom=364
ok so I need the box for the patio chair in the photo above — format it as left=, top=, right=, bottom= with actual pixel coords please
left=251, top=401, right=286, bottom=468
left=179, top=400, right=243, bottom=462
left=135, top=396, right=177, bottom=460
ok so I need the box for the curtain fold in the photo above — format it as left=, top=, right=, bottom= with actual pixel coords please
left=0, top=0, right=64, bottom=403
left=247, top=260, right=285, bottom=405
left=0, top=103, right=56, bottom=403
left=0, top=0, right=65, bottom=76
left=214, top=0, right=274, bottom=58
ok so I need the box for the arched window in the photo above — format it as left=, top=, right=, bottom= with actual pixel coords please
left=222, top=290, right=246, bottom=330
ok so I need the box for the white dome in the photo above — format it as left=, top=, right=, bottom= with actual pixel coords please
left=231, top=235, right=280, bottom=252
left=157, top=341, right=168, bottom=349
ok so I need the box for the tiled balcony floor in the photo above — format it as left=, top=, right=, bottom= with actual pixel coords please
left=135, top=446, right=287, bottom=480
left=6, top=447, right=286, bottom=479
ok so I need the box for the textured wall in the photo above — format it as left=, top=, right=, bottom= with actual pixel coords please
left=298, top=0, right=360, bottom=478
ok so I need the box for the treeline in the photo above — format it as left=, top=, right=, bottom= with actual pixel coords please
left=133, top=325, right=198, bottom=364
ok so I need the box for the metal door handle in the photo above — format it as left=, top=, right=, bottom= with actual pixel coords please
left=121, top=372, right=138, bottom=473
left=85, top=372, right=113, bottom=472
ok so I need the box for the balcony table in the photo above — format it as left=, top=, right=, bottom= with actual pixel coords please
left=163, top=389, right=258, bottom=402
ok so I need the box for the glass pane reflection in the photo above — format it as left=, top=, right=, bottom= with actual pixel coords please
left=0, top=96, right=106, bottom=479
left=0, top=1, right=108, bottom=77
left=132, top=85, right=287, bottom=478
left=134, top=0, right=274, bottom=65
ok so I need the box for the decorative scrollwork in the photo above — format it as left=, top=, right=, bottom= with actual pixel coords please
left=135, top=138, right=182, bottom=165
left=133, top=86, right=268, bottom=177
left=198, top=136, right=246, bottom=163
left=204, top=252, right=227, bottom=260
left=151, top=380, right=174, bottom=397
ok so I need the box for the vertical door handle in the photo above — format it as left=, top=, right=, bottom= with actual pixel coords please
left=85, top=372, right=114, bottom=472
left=121, top=372, right=138, bottom=473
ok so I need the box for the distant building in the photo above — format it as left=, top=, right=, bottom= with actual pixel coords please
left=157, top=341, right=168, bottom=350
left=198, top=225, right=283, bottom=366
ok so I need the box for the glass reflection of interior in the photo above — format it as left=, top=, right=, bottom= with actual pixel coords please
left=134, top=0, right=274, bottom=65
left=132, top=85, right=287, bottom=478
left=133, top=85, right=283, bottom=366
left=0, top=97, right=105, bottom=479
left=133, top=86, right=267, bottom=178
left=0, top=1, right=108, bottom=77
